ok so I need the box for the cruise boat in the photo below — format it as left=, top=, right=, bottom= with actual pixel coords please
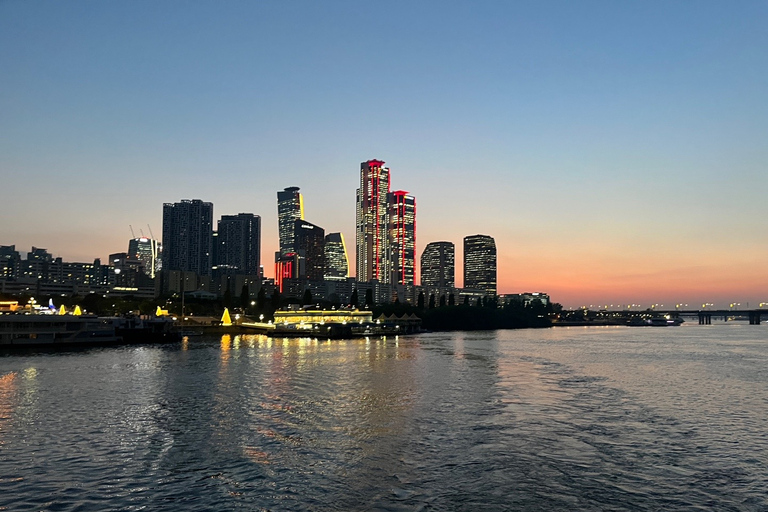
left=0, top=314, right=121, bottom=347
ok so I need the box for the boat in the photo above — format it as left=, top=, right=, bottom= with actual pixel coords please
left=628, top=316, right=684, bottom=327
left=0, top=313, right=121, bottom=347
left=104, top=314, right=182, bottom=343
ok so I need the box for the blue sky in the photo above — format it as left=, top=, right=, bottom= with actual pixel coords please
left=1, top=1, right=766, bottom=307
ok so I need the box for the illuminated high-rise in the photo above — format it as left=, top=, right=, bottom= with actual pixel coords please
left=389, top=190, right=416, bottom=286
left=162, top=199, right=213, bottom=277
left=356, top=160, right=391, bottom=283
left=420, top=241, right=454, bottom=293
left=277, top=187, right=304, bottom=256
left=128, top=237, right=160, bottom=278
left=463, top=234, right=496, bottom=296
left=324, top=232, right=349, bottom=280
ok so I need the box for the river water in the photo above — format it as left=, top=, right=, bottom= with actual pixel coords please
left=1, top=324, right=767, bottom=511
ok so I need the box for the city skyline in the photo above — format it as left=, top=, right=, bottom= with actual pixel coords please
left=1, top=2, right=766, bottom=308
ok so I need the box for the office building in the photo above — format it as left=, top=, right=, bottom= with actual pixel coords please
left=420, top=241, right=455, bottom=294
left=162, top=199, right=213, bottom=277
left=463, top=234, right=496, bottom=296
left=277, top=187, right=304, bottom=256
left=324, top=233, right=349, bottom=280
left=274, top=253, right=298, bottom=293
left=0, top=246, right=21, bottom=279
left=214, top=213, right=261, bottom=275
left=356, top=159, right=391, bottom=283
left=389, top=190, right=416, bottom=286
left=128, top=237, right=160, bottom=278
left=294, top=220, right=325, bottom=281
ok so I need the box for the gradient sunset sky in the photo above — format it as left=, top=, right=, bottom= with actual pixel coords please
left=1, top=1, right=766, bottom=308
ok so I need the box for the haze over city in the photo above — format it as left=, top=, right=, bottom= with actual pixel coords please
left=1, top=1, right=766, bottom=308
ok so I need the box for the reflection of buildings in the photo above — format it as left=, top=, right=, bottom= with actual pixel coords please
left=463, top=234, right=496, bottom=296
left=277, top=187, right=303, bottom=256
left=324, top=233, right=349, bottom=280
left=420, top=241, right=454, bottom=296
left=162, top=199, right=213, bottom=277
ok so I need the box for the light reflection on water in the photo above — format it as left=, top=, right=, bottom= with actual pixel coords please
left=0, top=324, right=766, bottom=511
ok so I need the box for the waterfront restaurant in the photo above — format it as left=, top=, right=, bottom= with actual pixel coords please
left=273, top=308, right=373, bottom=326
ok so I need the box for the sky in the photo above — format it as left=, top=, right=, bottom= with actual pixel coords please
left=1, top=0, right=766, bottom=309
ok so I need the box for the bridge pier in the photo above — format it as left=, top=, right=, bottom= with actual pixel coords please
left=698, top=313, right=712, bottom=325
left=749, top=312, right=761, bottom=325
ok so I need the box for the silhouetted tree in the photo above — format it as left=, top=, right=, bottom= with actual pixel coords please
left=429, top=294, right=436, bottom=309
left=449, top=293, right=455, bottom=306
left=394, top=296, right=400, bottom=305
left=464, top=296, right=469, bottom=306
left=240, top=284, right=250, bottom=309
left=418, top=291, right=425, bottom=309
left=439, top=294, right=446, bottom=307
left=223, top=286, right=233, bottom=309
left=365, top=289, right=374, bottom=309
left=256, top=287, right=266, bottom=311
left=302, top=288, right=313, bottom=306
left=271, top=290, right=281, bottom=310
left=350, top=289, right=359, bottom=308
left=476, top=297, right=482, bottom=307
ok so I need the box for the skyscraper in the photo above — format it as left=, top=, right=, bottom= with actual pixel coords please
left=463, top=234, right=496, bottom=296
left=127, top=237, right=160, bottom=278
left=294, top=219, right=325, bottom=281
left=214, top=213, right=261, bottom=275
left=356, top=160, right=391, bottom=283
left=324, top=232, right=349, bottom=280
left=420, top=241, right=455, bottom=293
left=162, top=199, right=213, bottom=276
left=389, top=190, right=416, bottom=286
left=277, top=187, right=304, bottom=256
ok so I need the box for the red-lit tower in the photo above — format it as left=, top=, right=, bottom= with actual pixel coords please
left=356, top=160, right=392, bottom=283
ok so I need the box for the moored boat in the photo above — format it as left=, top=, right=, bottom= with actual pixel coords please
left=0, top=314, right=121, bottom=347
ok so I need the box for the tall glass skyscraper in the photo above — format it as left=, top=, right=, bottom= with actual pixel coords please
left=128, top=237, right=160, bottom=278
left=389, top=190, right=416, bottom=286
left=214, top=213, right=261, bottom=275
left=277, top=187, right=304, bottom=256
left=162, top=199, right=213, bottom=277
left=463, top=234, right=496, bottom=296
left=294, top=219, right=325, bottom=281
left=356, top=160, right=391, bottom=283
left=324, top=232, right=349, bottom=280
left=420, top=241, right=454, bottom=293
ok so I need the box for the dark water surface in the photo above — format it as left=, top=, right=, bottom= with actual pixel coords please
left=1, top=324, right=767, bottom=511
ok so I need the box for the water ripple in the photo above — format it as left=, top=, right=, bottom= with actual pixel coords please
left=0, top=326, right=766, bottom=510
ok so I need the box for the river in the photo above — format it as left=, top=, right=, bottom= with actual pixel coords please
left=1, top=324, right=766, bottom=510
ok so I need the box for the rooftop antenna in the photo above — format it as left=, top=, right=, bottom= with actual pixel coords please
left=147, top=224, right=156, bottom=240
left=129, top=225, right=136, bottom=238
left=140, top=229, right=146, bottom=237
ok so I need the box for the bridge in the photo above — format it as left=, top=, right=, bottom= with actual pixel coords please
left=652, top=309, right=765, bottom=325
